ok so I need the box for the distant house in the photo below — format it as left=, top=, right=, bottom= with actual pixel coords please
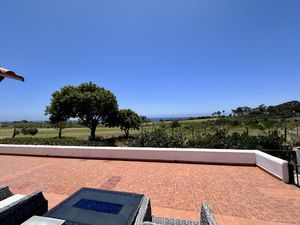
left=0, top=67, right=24, bottom=82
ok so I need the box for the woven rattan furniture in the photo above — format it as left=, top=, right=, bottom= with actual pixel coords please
left=142, top=203, right=216, bottom=225
left=0, top=185, right=48, bottom=225
left=22, top=187, right=216, bottom=225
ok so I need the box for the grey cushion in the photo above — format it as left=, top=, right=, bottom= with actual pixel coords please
left=21, top=216, right=65, bottom=225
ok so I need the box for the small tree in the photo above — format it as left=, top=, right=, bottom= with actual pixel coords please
left=170, top=120, right=180, bottom=135
left=140, top=116, right=150, bottom=123
left=119, top=109, right=141, bottom=138
left=171, top=120, right=180, bottom=129
left=12, top=128, right=21, bottom=138
left=49, top=116, right=67, bottom=139
left=45, top=88, right=73, bottom=138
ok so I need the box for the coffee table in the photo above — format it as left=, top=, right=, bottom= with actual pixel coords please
left=44, top=188, right=144, bottom=225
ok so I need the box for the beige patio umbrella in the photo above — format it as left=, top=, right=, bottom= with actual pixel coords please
left=0, top=66, right=25, bottom=82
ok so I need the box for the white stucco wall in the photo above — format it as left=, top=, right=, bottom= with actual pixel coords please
left=0, top=145, right=290, bottom=183
left=255, top=150, right=289, bottom=183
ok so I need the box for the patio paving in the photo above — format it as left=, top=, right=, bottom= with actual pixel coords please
left=0, top=155, right=299, bottom=225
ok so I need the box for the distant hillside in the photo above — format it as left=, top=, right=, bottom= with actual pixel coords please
left=268, top=101, right=300, bottom=116
left=232, top=100, right=300, bottom=117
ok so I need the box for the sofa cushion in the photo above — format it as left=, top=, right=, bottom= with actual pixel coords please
left=0, top=194, right=25, bottom=209
left=21, top=216, right=65, bottom=225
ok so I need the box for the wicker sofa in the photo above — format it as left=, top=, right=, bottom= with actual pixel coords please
left=140, top=202, right=217, bottom=225
left=0, top=185, right=48, bottom=225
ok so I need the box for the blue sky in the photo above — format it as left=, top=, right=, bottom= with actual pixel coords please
left=1, top=0, right=300, bottom=121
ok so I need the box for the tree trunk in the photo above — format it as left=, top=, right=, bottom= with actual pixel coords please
left=284, top=127, right=287, bottom=142
left=125, top=129, right=129, bottom=138
left=12, top=128, right=17, bottom=138
left=58, top=128, right=62, bottom=139
left=90, top=126, right=97, bottom=141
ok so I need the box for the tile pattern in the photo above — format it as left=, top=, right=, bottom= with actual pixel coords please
left=100, top=176, right=122, bottom=190
left=0, top=155, right=299, bottom=225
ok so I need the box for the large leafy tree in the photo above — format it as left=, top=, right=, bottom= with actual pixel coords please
left=119, top=109, right=141, bottom=137
left=46, top=82, right=119, bottom=140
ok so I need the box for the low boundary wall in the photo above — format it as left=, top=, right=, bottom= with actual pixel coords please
left=0, top=145, right=289, bottom=183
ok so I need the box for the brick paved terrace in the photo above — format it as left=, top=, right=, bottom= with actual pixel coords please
left=0, top=155, right=299, bottom=225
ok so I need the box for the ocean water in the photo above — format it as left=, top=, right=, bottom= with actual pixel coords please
left=149, top=117, right=187, bottom=122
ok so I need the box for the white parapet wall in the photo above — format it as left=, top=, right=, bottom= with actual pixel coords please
left=0, top=144, right=290, bottom=183
left=255, top=150, right=289, bottom=183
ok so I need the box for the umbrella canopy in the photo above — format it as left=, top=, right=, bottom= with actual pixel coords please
left=0, top=67, right=25, bottom=82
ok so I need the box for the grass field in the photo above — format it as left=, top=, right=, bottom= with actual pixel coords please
left=0, top=127, right=141, bottom=139
left=153, top=117, right=217, bottom=124
left=0, top=117, right=299, bottom=142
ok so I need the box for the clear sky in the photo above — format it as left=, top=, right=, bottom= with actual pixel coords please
left=1, top=0, right=300, bottom=121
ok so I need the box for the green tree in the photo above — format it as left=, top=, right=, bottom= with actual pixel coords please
left=171, top=120, right=180, bottom=129
left=49, top=116, right=67, bottom=139
left=119, top=109, right=141, bottom=137
left=139, top=115, right=150, bottom=123
left=45, top=82, right=119, bottom=140
left=12, top=128, right=21, bottom=138
left=45, top=87, right=74, bottom=138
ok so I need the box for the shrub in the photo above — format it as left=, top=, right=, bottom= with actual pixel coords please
left=0, top=137, right=116, bottom=146
left=22, top=127, right=38, bottom=136
left=187, top=129, right=290, bottom=151
left=129, top=129, right=186, bottom=148
left=171, top=120, right=180, bottom=129
left=293, top=139, right=300, bottom=147
left=256, top=130, right=284, bottom=150
left=215, top=118, right=229, bottom=126
left=230, top=119, right=240, bottom=126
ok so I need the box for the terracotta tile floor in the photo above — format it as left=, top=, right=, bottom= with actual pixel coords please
left=0, top=155, right=299, bottom=225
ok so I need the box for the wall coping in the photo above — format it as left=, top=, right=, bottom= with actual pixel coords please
left=0, top=144, right=256, bottom=152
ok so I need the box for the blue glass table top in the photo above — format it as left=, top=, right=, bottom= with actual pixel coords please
left=73, top=199, right=123, bottom=215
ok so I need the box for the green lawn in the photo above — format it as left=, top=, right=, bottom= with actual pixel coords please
left=0, top=116, right=298, bottom=141
left=0, top=127, right=141, bottom=139
left=0, top=128, right=13, bottom=138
